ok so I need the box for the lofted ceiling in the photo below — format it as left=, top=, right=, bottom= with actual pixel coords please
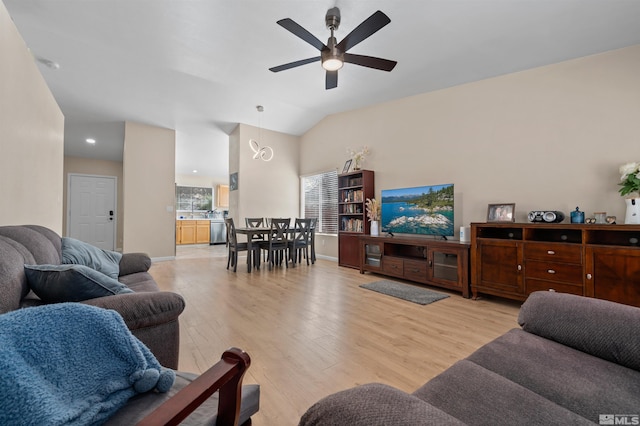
left=5, top=0, right=640, bottom=181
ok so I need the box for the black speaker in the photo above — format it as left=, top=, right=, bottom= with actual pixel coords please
left=528, top=211, right=565, bottom=223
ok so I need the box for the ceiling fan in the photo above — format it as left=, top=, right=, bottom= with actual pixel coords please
left=269, top=7, right=397, bottom=90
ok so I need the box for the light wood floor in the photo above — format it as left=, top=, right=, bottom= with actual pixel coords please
left=150, top=245, right=522, bottom=426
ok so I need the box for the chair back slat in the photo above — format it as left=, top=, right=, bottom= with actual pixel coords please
left=245, top=218, right=264, bottom=228
left=225, top=218, right=238, bottom=246
left=245, top=218, right=265, bottom=241
left=268, top=218, right=290, bottom=244
left=293, top=218, right=313, bottom=244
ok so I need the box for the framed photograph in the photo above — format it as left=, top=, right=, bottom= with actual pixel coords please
left=342, top=159, right=352, bottom=174
left=229, top=172, right=238, bottom=191
left=487, top=203, right=515, bottom=222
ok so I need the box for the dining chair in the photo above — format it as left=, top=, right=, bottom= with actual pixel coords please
left=245, top=217, right=267, bottom=261
left=287, top=218, right=313, bottom=267
left=309, top=217, right=317, bottom=264
left=259, top=218, right=290, bottom=270
left=225, top=218, right=260, bottom=272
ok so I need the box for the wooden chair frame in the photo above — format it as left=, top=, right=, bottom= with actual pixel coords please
left=138, top=347, right=251, bottom=426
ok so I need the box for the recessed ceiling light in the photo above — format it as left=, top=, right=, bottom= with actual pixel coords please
left=192, top=170, right=198, bottom=173
left=86, top=138, right=96, bottom=144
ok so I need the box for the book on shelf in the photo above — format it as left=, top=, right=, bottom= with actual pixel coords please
left=342, top=204, right=362, bottom=214
left=348, top=177, right=362, bottom=186
left=341, top=218, right=363, bottom=232
left=341, top=189, right=364, bottom=203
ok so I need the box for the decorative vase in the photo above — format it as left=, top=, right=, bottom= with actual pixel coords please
left=625, top=198, right=640, bottom=224
left=370, top=220, right=379, bottom=236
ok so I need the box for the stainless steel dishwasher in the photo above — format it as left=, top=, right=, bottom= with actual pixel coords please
left=209, top=219, right=227, bottom=245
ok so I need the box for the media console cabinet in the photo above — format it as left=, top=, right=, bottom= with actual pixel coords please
left=471, top=222, right=640, bottom=307
left=359, top=235, right=471, bottom=298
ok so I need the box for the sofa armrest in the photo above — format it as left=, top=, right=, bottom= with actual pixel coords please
left=519, top=291, right=640, bottom=371
left=138, top=347, right=251, bottom=426
left=299, top=383, right=465, bottom=426
left=81, top=291, right=185, bottom=330
left=119, top=252, right=151, bottom=276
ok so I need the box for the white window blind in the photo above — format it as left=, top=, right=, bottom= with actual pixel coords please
left=301, top=170, right=338, bottom=234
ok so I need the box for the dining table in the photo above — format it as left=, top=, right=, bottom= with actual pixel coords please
left=234, top=226, right=316, bottom=272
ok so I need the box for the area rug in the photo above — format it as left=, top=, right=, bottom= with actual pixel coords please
left=359, top=280, right=449, bottom=305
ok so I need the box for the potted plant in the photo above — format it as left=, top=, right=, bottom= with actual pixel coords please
left=366, top=198, right=381, bottom=236
left=347, top=146, right=370, bottom=170
left=618, top=161, right=640, bottom=224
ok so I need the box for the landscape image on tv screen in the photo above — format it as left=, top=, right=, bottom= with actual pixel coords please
left=381, top=184, right=454, bottom=237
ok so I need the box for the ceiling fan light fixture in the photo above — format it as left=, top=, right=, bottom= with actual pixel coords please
left=322, top=56, right=343, bottom=71
left=321, top=38, right=344, bottom=71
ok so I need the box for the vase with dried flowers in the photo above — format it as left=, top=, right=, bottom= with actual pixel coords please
left=365, top=198, right=380, bottom=236
left=347, top=146, right=370, bottom=170
left=619, top=161, right=640, bottom=224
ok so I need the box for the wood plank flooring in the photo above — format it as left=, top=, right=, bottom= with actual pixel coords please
left=150, top=245, right=522, bottom=426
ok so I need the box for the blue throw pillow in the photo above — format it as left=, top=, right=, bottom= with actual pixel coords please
left=24, top=264, right=133, bottom=303
left=61, top=237, right=123, bottom=279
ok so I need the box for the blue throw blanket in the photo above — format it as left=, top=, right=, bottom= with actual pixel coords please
left=0, top=304, right=175, bottom=425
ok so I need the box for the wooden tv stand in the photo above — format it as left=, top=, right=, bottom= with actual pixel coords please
left=359, top=235, right=471, bottom=298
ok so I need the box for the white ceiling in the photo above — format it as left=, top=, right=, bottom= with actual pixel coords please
left=5, top=1, right=640, bottom=182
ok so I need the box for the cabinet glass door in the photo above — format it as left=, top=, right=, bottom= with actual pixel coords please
left=432, top=251, right=458, bottom=283
left=364, top=243, right=382, bottom=268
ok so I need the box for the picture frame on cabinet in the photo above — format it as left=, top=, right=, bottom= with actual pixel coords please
left=487, top=203, right=515, bottom=222
left=342, top=159, right=352, bottom=174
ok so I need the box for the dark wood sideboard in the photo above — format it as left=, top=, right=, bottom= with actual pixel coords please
left=359, top=235, right=471, bottom=298
left=471, top=222, right=640, bottom=307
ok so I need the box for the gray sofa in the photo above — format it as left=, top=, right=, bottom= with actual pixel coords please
left=299, top=291, right=640, bottom=425
left=0, top=224, right=185, bottom=369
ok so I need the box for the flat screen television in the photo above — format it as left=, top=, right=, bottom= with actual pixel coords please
left=381, top=184, right=454, bottom=237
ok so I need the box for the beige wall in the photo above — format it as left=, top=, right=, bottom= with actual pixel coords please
left=228, top=123, right=300, bottom=226
left=0, top=1, right=64, bottom=232
left=301, top=45, right=640, bottom=258
left=123, top=121, right=176, bottom=258
left=63, top=157, right=124, bottom=249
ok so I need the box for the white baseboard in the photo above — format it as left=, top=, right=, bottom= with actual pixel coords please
left=151, top=256, right=176, bottom=262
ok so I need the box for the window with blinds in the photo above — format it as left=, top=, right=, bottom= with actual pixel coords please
left=301, top=170, right=338, bottom=234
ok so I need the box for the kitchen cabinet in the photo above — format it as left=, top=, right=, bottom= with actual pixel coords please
left=217, top=185, right=229, bottom=208
left=176, top=220, right=210, bottom=245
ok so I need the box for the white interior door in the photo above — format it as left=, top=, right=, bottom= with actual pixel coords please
left=68, top=174, right=116, bottom=250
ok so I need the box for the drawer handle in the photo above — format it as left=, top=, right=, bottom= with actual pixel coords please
left=410, top=268, right=420, bottom=273
left=547, top=250, right=555, bottom=255
left=548, top=289, right=556, bottom=292
left=547, top=269, right=556, bottom=274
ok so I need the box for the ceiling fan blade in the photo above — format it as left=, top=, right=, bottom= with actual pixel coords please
left=344, top=53, right=397, bottom=71
left=277, top=18, right=327, bottom=51
left=326, top=71, right=338, bottom=90
left=269, top=56, right=321, bottom=73
left=336, top=11, right=391, bottom=52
